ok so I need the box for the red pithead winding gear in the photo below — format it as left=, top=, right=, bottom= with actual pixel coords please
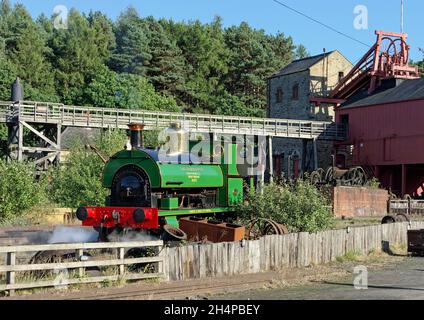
left=79, top=206, right=159, bottom=229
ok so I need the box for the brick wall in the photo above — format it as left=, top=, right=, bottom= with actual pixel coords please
left=333, top=186, right=389, bottom=218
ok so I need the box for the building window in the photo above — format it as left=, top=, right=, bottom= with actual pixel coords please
left=338, top=72, right=345, bottom=82
left=276, top=88, right=283, bottom=103
left=292, top=84, right=299, bottom=100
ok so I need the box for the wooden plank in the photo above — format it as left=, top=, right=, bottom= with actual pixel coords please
left=0, top=273, right=164, bottom=291
left=0, top=240, right=163, bottom=253
left=0, top=256, right=164, bottom=272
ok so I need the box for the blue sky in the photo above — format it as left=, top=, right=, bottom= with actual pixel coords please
left=10, top=0, right=424, bottom=63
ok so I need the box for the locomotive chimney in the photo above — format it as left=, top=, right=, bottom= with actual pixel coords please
left=128, top=123, right=145, bottom=149
left=11, top=77, right=24, bottom=102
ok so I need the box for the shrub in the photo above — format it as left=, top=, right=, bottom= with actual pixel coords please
left=0, top=160, right=47, bottom=223
left=49, top=129, right=127, bottom=208
left=237, top=180, right=334, bottom=233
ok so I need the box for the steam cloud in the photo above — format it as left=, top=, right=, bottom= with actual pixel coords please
left=48, top=226, right=99, bottom=244
left=107, top=229, right=157, bottom=242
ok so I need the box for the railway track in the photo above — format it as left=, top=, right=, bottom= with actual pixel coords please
left=74, top=278, right=274, bottom=300
left=4, top=272, right=285, bottom=300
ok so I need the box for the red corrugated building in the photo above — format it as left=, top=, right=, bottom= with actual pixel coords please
left=335, top=77, right=424, bottom=197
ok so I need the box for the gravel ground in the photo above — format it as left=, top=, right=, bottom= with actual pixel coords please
left=214, top=256, right=424, bottom=300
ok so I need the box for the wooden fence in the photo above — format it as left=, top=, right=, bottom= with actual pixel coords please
left=0, top=240, right=164, bottom=295
left=163, top=221, right=424, bottom=281
left=2, top=222, right=424, bottom=294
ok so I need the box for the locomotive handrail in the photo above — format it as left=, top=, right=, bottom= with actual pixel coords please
left=0, top=100, right=347, bottom=141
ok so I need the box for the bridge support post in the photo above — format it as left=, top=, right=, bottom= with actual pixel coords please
left=313, top=138, right=318, bottom=170
left=268, top=136, right=273, bottom=184
left=55, top=123, right=62, bottom=165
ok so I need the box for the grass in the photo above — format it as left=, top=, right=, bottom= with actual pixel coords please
left=336, top=250, right=362, bottom=263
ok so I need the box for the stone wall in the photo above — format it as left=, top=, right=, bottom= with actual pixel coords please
left=268, top=70, right=311, bottom=120
left=268, top=51, right=353, bottom=177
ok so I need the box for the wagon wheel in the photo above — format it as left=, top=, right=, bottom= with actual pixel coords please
left=247, top=218, right=289, bottom=239
left=262, top=219, right=283, bottom=235
left=310, top=168, right=325, bottom=186
left=395, top=213, right=410, bottom=223
left=246, top=219, right=267, bottom=239
left=351, top=167, right=366, bottom=186
left=325, top=167, right=335, bottom=185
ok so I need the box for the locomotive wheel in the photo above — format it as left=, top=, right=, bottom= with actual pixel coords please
left=28, top=249, right=101, bottom=278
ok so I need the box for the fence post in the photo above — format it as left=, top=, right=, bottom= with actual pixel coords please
left=119, top=247, right=125, bottom=276
left=6, top=251, right=16, bottom=296
left=76, top=249, right=84, bottom=278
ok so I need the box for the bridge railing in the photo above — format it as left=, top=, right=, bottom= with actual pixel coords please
left=0, top=101, right=347, bottom=140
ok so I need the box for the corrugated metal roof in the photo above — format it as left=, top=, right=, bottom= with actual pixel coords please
left=270, top=51, right=335, bottom=77
left=340, top=77, right=424, bottom=109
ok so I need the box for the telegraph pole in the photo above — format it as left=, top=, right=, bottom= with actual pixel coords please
left=401, top=0, right=404, bottom=33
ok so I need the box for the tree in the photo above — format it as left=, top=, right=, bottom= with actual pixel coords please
left=49, top=9, right=110, bottom=104
left=295, top=44, right=310, bottom=59
left=0, top=159, right=47, bottom=223
left=0, top=3, right=58, bottom=101
left=143, top=16, right=186, bottom=97
left=0, top=53, right=16, bottom=100
left=84, top=64, right=180, bottom=112
left=213, top=92, right=265, bottom=117
left=224, top=22, right=272, bottom=109
left=166, top=17, right=230, bottom=113
left=109, top=7, right=151, bottom=76
left=49, top=130, right=127, bottom=208
left=87, top=11, right=116, bottom=63
left=418, top=48, right=424, bottom=70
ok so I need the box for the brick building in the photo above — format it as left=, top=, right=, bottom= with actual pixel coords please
left=267, top=50, right=352, bottom=179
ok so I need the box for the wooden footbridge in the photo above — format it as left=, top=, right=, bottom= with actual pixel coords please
left=0, top=100, right=347, bottom=170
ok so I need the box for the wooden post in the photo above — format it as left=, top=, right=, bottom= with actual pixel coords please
left=76, top=249, right=84, bottom=278
left=401, top=164, right=407, bottom=198
left=157, top=245, right=164, bottom=277
left=17, top=122, right=23, bottom=161
left=119, top=247, right=125, bottom=276
left=7, top=252, right=16, bottom=296
left=268, top=136, right=274, bottom=183
left=313, top=138, right=318, bottom=170
left=56, top=124, right=62, bottom=165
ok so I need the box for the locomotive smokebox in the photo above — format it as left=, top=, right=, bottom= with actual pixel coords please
left=128, top=123, right=145, bottom=149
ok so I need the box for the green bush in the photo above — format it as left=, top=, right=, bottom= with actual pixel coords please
left=0, top=159, right=47, bottom=223
left=237, top=180, right=334, bottom=233
left=49, top=129, right=127, bottom=208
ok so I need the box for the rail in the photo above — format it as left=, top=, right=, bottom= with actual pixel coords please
left=0, top=101, right=347, bottom=141
left=0, top=240, right=164, bottom=296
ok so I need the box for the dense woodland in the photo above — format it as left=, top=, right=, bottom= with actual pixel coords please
left=0, top=0, right=310, bottom=118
